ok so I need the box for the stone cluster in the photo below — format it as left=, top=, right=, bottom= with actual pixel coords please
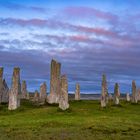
left=8, top=67, right=21, bottom=110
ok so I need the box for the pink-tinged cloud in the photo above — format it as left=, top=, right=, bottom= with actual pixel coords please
left=76, top=25, right=117, bottom=37
left=63, top=6, right=118, bottom=21
left=0, top=18, right=48, bottom=26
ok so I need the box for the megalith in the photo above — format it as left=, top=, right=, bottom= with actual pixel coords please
left=131, top=80, right=137, bottom=103
left=1, top=79, right=9, bottom=103
left=114, top=83, right=120, bottom=105
left=0, top=67, right=4, bottom=103
left=21, top=80, right=28, bottom=99
left=47, top=59, right=61, bottom=104
left=101, top=74, right=108, bottom=107
left=40, top=82, right=47, bottom=104
left=34, top=90, right=39, bottom=102
left=126, top=93, right=130, bottom=102
left=59, top=75, right=69, bottom=110
left=75, top=83, right=80, bottom=100
left=8, top=67, right=21, bottom=110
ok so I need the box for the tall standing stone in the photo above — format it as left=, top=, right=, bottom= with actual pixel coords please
left=114, top=83, right=120, bottom=105
left=1, top=79, right=9, bottom=103
left=8, top=67, right=21, bottom=110
left=137, top=89, right=140, bottom=101
left=48, top=59, right=61, bottom=104
left=26, top=91, right=30, bottom=100
left=101, top=74, right=108, bottom=107
left=40, top=82, right=47, bottom=104
left=21, top=80, right=28, bottom=99
left=131, top=80, right=137, bottom=103
left=126, top=93, right=130, bottom=102
left=75, top=83, right=80, bottom=100
left=34, top=90, right=39, bottom=102
left=59, top=75, right=69, bottom=110
left=0, top=67, right=4, bottom=103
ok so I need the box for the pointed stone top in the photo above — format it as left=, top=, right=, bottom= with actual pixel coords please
left=0, top=67, right=4, bottom=71
left=51, top=59, right=61, bottom=65
left=14, top=67, right=20, bottom=72
left=0, top=67, right=3, bottom=76
left=132, top=80, right=136, bottom=83
left=35, top=90, right=38, bottom=92
left=40, top=82, right=46, bottom=86
left=115, top=83, right=119, bottom=87
left=102, top=74, right=106, bottom=80
left=51, top=59, right=58, bottom=63
left=76, top=83, right=80, bottom=88
left=3, top=79, right=9, bottom=89
left=22, top=80, right=26, bottom=83
left=61, top=74, right=67, bottom=79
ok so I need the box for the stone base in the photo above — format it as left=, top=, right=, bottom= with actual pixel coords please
left=114, top=97, right=119, bottom=105
left=47, top=94, right=59, bottom=104
left=101, top=99, right=106, bottom=107
left=59, top=100, right=69, bottom=110
left=8, top=94, right=20, bottom=110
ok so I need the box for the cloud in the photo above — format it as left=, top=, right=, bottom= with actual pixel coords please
left=63, top=6, right=118, bottom=21
left=0, top=2, right=46, bottom=13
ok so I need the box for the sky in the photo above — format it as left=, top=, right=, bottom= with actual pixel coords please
left=0, top=0, right=140, bottom=93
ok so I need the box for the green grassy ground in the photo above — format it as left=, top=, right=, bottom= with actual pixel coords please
left=0, top=100, right=140, bottom=140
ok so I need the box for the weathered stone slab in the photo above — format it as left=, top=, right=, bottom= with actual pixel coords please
left=126, top=93, right=130, bottom=102
left=8, top=67, right=21, bottom=110
left=101, top=74, right=108, bottom=107
left=21, top=80, right=28, bottom=99
left=109, top=94, right=113, bottom=100
left=0, top=67, right=4, bottom=103
left=137, top=89, right=140, bottom=101
left=47, top=59, right=61, bottom=104
left=59, top=75, right=69, bottom=110
left=114, top=83, right=120, bottom=105
left=40, top=82, right=47, bottom=104
left=75, top=83, right=80, bottom=100
left=26, top=91, right=30, bottom=100
left=1, top=79, right=9, bottom=103
left=34, top=90, right=39, bottom=102
left=131, top=80, right=137, bottom=103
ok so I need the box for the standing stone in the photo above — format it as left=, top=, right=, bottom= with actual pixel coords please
left=114, top=83, right=120, bottom=105
left=21, top=80, right=28, bottom=99
left=131, top=80, right=137, bottom=103
left=59, top=75, right=69, bottom=110
left=40, top=82, right=47, bottom=104
left=101, top=74, right=108, bottom=107
left=26, top=91, right=30, bottom=100
left=126, top=93, right=130, bottom=102
left=1, top=79, right=9, bottom=103
left=0, top=67, right=4, bottom=103
left=8, top=67, right=21, bottom=110
left=47, top=59, right=61, bottom=104
left=34, top=90, right=39, bottom=102
left=136, top=89, right=140, bottom=101
left=75, top=83, right=80, bottom=100
left=109, top=94, right=113, bottom=101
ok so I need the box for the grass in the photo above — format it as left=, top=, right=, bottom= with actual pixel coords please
left=0, top=100, right=140, bottom=140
